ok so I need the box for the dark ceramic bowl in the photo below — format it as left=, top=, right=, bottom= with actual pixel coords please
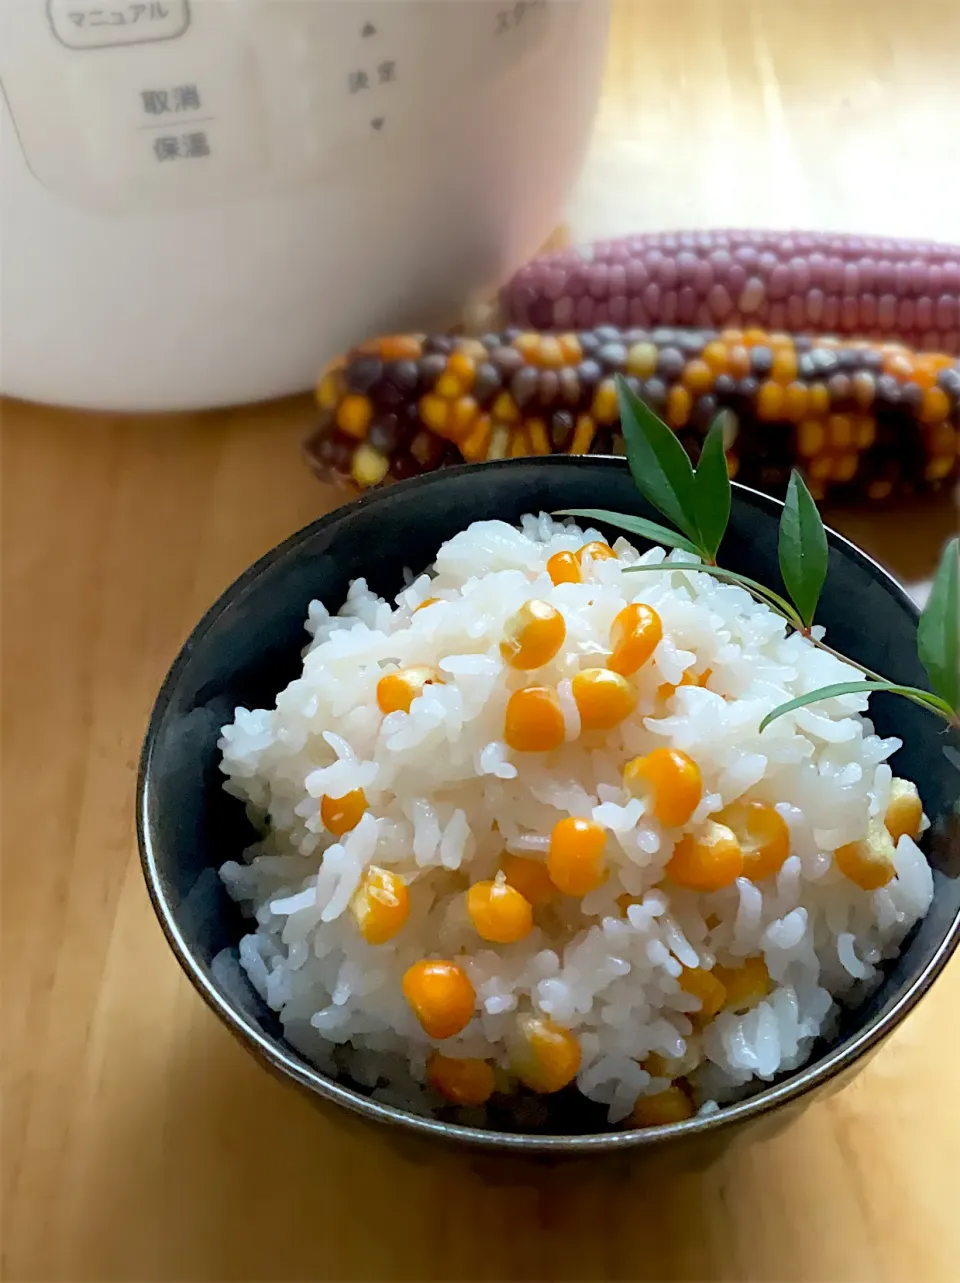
left=138, top=457, right=960, bottom=1158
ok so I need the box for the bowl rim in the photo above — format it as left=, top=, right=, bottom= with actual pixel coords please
left=137, top=455, right=960, bottom=1153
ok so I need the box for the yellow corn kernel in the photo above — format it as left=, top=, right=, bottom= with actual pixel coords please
left=376, top=666, right=444, bottom=715
left=666, top=821, right=743, bottom=892
left=413, top=597, right=439, bottom=613
left=349, top=865, right=410, bottom=944
left=546, top=550, right=581, bottom=586
left=467, top=872, right=534, bottom=944
left=571, top=668, right=638, bottom=731
left=491, top=392, right=520, bottom=424
left=320, top=787, right=367, bottom=837
left=500, top=853, right=556, bottom=905
left=427, top=1054, right=495, bottom=1106
left=547, top=816, right=607, bottom=896
left=884, top=778, right=923, bottom=844
left=402, top=959, right=476, bottom=1039
left=350, top=443, right=390, bottom=487
left=627, top=341, right=658, bottom=378
left=509, top=1014, right=581, bottom=1093
left=715, top=800, right=790, bottom=881
left=500, top=600, right=566, bottom=670
left=623, top=748, right=703, bottom=828
left=316, top=368, right=344, bottom=410
left=834, top=820, right=897, bottom=890
left=628, top=1085, right=695, bottom=1128
left=503, top=685, right=566, bottom=753
left=679, top=966, right=727, bottom=1021
left=576, top=541, right=617, bottom=567
left=714, top=956, right=771, bottom=1012
left=608, top=602, right=663, bottom=676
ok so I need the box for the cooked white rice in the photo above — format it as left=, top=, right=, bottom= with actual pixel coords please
left=217, top=515, right=932, bottom=1127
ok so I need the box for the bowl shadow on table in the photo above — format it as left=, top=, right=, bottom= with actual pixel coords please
left=85, top=981, right=878, bottom=1283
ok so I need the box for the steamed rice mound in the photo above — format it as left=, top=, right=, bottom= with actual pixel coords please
left=218, top=515, right=932, bottom=1128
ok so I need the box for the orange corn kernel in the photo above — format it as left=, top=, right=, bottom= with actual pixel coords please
left=376, top=666, right=444, bottom=715
left=571, top=668, right=638, bottom=731
left=920, top=387, right=950, bottom=424
left=701, top=340, right=729, bottom=374
left=461, top=414, right=493, bottom=463
left=320, top=788, right=367, bottom=837
left=714, top=956, right=771, bottom=1012
left=504, top=686, right=566, bottom=753
left=350, top=865, right=410, bottom=944
left=379, top=335, right=423, bottom=361
left=728, top=344, right=751, bottom=378
left=558, top=334, right=584, bottom=364
left=757, top=381, right=785, bottom=421
left=623, top=748, right=703, bottom=828
left=666, top=385, right=692, bottom=428
left=402, top=960, right=476, bottom=1039
left=884, top=778, right=923, bottom=844
left=413, top=597, right=439, bottom=613
left=592, top=378, right=620, bottom=424
left=666, top=821, right=743, bottom=892
left=682, top=359, right=714, bottom=394
left=657, top=668, right=712, bottom=702
left=834, top=821, right=897, bottom=890
left=427, top=1054, right=495, bottom=1106
left=500, top=600, right=566, bottom=670
left=679, top=966, right=727, bottom=1021
left=714, top=800, right=790, bottom=881
left=547, top=816, right=607, bottom=896
left=467, top=873, right=534, bottom=944
left=500, top=853, right=556, bottom=905
left=783, top=382, right=809, bottom=422
left=576, top=541, right=617, bottom=566
left=509, top=1014, right=581, bottom=1093
left=608, top=602, right=663, bottom=676
left=547, top=550, right=582, bottom=585
left=336, top=394, right=373, bottom=439
left=628, top=1085, right=694, bottom=1127
left=570, top=415, right=596, bottom=455
left=772, top=348, right=798, bottom=384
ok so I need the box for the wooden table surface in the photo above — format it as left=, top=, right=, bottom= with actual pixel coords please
left=4, top=3, right=959, bottom=1280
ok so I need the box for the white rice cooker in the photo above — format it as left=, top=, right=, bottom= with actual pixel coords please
left=0, top=0, right=610, bottom=411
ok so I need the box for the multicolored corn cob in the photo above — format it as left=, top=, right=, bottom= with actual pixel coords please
left=304, top=326, right=959, bottom=502
left=501, top=232, right=960, bottom=355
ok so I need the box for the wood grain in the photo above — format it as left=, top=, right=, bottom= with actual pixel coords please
left=3, top=3, right=959, bottom=1280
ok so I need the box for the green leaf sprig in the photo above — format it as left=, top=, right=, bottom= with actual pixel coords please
left=560, top=375, right=960, bottom=734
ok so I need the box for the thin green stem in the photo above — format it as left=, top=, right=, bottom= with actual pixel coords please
left=623, top=562, right=806, bottom=630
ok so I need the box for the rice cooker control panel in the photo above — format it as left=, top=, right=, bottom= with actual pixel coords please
left=0, top=0, right=564, bottom=213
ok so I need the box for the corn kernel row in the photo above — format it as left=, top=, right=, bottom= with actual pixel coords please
left=305, top=325, right=959, bottom=504
left=501, top=230, right=960, bottom=354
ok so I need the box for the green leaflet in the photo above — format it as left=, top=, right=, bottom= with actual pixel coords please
left=691, top=414, right=732, bottom=563
left=917, top=536, right=960, bottom=712
left=615, top=375, right=702, bottom=549
left=555, top=510, right=699, bottom=555
left=778, top=470, right=828, bottom=629
left=623, top=561, right=805, bottom=629
left=759, top=680, right=955, bottom=733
